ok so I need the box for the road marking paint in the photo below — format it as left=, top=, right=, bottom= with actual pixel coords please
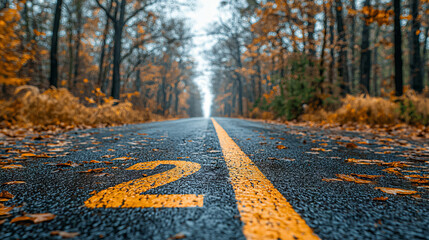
left=212, top=118, right=319, bottom=240
left=85, top=160, right=204, bottom=208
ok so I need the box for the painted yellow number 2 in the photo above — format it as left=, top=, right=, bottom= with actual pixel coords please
left=85, top=161, right=204, bottom=208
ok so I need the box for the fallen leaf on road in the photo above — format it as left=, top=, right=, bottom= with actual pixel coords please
left=79, top=168, right=106, bottom=173
left=322, top=178, right=343, bottom=182
left=346, top=158, right=385, bottom=165
left=276, top=145, right=287, bottom=149
left=311, top=148, right=326, bottom=151
left=50, top=231, right=80, bottom=239
left=101, top=155, right=114, bottom=158
left=0, top=219, right=6, bottom=225
left=48, top=148, right=65, bottom=152
left=111, top=157, right=133, bottom=161
left=374, top=187, right=417, bottom=195
left=2, top=164, right=24, bottom=169
left=0, top=191, right=14, bottom=201
left=2, top=181, right=26, bottom=185
left=168, top=233, right=186, bottom=240
left=373, top=197, right=388, bottom=201
left=11, top=213, right=56, bottom=224
left=56, top=161, right=80, bottom=167
left=346, top=143, right=358, bottom=149
left=89, top=160, right=101, bottom=163
left=0, top=205, right=13, bottom=216
left=351, top=174, right=384, bottom=179
left=137, top=133, right=148, bottom=136
left=336, top=174, right=372, bottom=184
left=94, top=173, right=111, bottom=177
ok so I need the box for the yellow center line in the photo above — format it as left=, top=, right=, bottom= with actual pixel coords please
left=211, top=118, right=319, bottom=240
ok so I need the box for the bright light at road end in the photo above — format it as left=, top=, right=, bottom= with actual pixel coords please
left=195, top=75, right=213, bottom=118
left=185, top=0, right=220, bottom=118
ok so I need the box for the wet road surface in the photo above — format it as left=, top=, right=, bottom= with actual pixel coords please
left=1, top=117, right=428, bottom=239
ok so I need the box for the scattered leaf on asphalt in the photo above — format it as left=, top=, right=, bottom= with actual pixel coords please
left=2, top=181, right=26, bottom=185
left=374, top=187, right=417, bottom=195
left=79, top=168, right=106, bottom=173
left=168, top=232, right=186, bottom=240
left=373, top=197, right=388, bottom=201
left=56, top=161, right=80, bottom=167
left=11, top=213, right=56, bottom=224
left=350, top=174, right=384, bottom=179
left=346, top=143, right=358, bottom=149
left=50, top=231, right=80, bottom=238
left=111, top=157, right=133, bottom=161
left=336, top=174, right=373, bottom=184
left=0, top=205, right=13, bottom=216
left=2, top=164, right=25, bottom=169
left=276, top=145, right=287, bottom=149
left=0, top=191, right=14, bottom=201
left=322, top=178, right=343, bottom=182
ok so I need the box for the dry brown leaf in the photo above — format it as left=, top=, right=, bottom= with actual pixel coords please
left=89, top=160, right=101, bottom=163
left=29, top=213, right=56, bottom=223
left=322, top=178, right=343, bottom=182
left=373, top=197, right=389, bottom=201
left=2, top=181, right=26, bottom=185
left=351, top=174, right=384, bottom=179
left=79, top=168, right=106, bottom=174
left=0, top=205, right=13, bottom=216
left=2, top=164, right=25, bottom=169
left=0, top=191, right=14, bottom=200
left=111, top=157, right=133, bottom=161
left=346, top=143, right=358, bottom=149
left=101, top=155, right=114, bottom=158
left=276, top=145, right=287, bottom=149
left=11, top=213, right=56, bottom=224
left=374, top=187, right=417, bottom=195
left=168, top=233, right=186, bottom=240
left=336, top=174, right=373, bottom=184
left=50, top=231, right=80, bottom=238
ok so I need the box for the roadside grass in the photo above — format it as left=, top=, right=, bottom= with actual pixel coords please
left=301, top=91, right=429, bottom=126
left=0, top=86, right=157, bottom=132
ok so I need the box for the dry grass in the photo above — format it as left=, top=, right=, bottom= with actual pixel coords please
left=0, top=86, right=152, bottom=130
left=301, top=91, right=429, bottom=126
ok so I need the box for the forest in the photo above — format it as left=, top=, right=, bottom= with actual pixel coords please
left=209, top=0, right=429, bottom=126
left=0, top=0, right=202, bottom=130
left=0, top=0, right=428, bottom=131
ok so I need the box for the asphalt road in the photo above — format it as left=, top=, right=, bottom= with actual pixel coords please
left=1, top=117, right=428, bottom=239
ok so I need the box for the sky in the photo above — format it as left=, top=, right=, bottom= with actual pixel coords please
left=185, top=0, right=221, bottom=118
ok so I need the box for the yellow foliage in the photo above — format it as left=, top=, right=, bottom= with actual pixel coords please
left=0, top=86, right=151, bottom=128
left=330, top=95, right=399, bottom=125
left=0, top=7, right=31, bottom=85
left=301, top=92, right=429, bottom=126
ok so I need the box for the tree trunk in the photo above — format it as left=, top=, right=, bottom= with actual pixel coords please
left=111, top=0, right=125, bottom=99
left=319, top=1, right=328, bottom=78
left=73, top=5, right=82, bottom=88
left=360, top=0, right=371, bottom=94
left=410, top=0, right=423, bottom=92
left=98, top=7, right=111, bottom=89
left=329, top=2, right=336, bottom=94
left=49, top=0, right=63, bottom=88
left=348, top=0, right=356, bottom=91
left=422, top=24, right=428, bottom=87
left=335, top=0, right=350, bottom=95
left=394, top=0, right=403, bottom=96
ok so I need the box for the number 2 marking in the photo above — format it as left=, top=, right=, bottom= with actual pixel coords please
left=85, top=161, right=204, bottom=208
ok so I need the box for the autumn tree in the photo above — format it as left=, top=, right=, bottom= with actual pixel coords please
left=49, top=0, right=63, bottom=88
